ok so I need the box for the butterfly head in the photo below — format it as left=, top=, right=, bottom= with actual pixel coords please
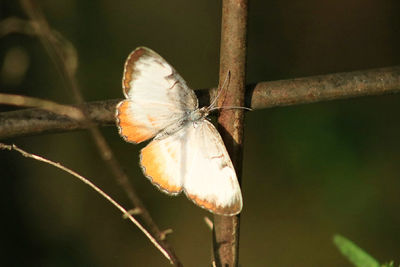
left=188, top=107, right=209, bottom=122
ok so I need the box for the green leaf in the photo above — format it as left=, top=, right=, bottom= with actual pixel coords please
left=333, top=234, right=380, bottom=267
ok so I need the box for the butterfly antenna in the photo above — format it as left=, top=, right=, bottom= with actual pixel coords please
left=209, top=70, right=231, bottom=109
left=209, top=106, right=253, bottom=112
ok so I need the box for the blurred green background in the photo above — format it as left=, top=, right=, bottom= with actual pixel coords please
left=1, top=0, right=400, bottom=266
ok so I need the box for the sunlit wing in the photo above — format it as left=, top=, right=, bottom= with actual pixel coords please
left=140, top=120, right=242, bottom=215
left=116, top=47, right=198, bottom=143
left=183, top=120, right=242, bottom=215
left=140, top=127, right=186, bottom=195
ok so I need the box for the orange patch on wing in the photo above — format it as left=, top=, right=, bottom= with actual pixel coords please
left=187, top=193, right=241, bottom=216
left=141, top=142, right=182, bottom=194
left=116, top=100, right=155, bottom=143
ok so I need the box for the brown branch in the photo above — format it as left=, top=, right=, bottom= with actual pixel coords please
left=0, top=99, right=116, bottom=139
left=0, top=66, right=399, bottom=140
left=0, top=143, right=173, bottom=264
left=248, top=65, right=400, bottom=109
left=19, top=1, right=182, bottom=265
left=213, top=0, right=248, bottom=266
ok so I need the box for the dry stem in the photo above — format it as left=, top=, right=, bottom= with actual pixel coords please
left=0, top=142, right=173, bottom=264
left=213, top=0, right=248, bottom=266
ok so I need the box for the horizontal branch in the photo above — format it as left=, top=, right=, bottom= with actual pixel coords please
left=248, top=65, right=400, bottom=109
left=0, top=100, right=117, bottom=139
left=0, top=66, right=399, bottom=139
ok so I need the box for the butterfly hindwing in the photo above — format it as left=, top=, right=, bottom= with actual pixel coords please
left=182, top=120, right=242, bottom=215
left=140, top=119, right=242, bottom=215
left=140, top=127, right=185, bottom=195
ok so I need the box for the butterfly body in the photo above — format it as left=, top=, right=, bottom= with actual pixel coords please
left=116, top=47, right=242, bottom=215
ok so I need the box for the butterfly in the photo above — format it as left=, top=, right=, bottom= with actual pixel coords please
left=115, top=47, right=242, bottom=215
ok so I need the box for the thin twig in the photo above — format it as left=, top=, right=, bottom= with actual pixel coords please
left=213, top=0, right=248, bottom=266
left=0, top=93, right=84, bottom=120
left=0, top=142, right=173, bottom=264
left=1, top=65, right=398, bottom=140
left=18, top=1, right=182, bottom=265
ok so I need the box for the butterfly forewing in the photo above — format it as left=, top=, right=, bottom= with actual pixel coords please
left=116, top=47, right=198, bottom=143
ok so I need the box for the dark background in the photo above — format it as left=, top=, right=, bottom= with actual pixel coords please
left=1, top=0, right=400, bottom=266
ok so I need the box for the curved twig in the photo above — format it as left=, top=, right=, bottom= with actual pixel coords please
left=0, top=143, right=173, bottom=264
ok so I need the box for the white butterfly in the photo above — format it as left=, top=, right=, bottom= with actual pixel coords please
left=115, top=47, right=242, bottom=215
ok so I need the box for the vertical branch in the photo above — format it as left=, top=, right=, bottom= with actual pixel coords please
left=213, top=0, right=248, bottom=266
